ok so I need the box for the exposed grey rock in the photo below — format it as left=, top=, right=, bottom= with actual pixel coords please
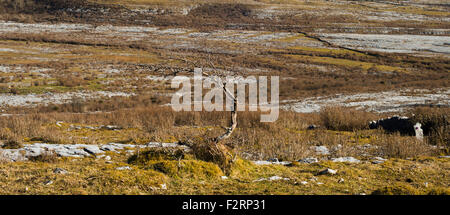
left=44, top=180, right=53, bottom=185
left=83, top=145, right=104, bottom=155
left=318, top=168, right=337, bottom=175
left=338, top=178, right=345, bottom=183
left=116, top=166, right=132, bottom=170
left=0, top=149, right=27, bottom=162
left=371, top=157, right=387, bottom=164
left=332, top=144, right=342, bottom=151
left=331, top=157, right=360, bottom=163
left=0, top=142, right=189, bottom=162
left=298, top=157, right=319, bottom=164
left=311, top=146, right=330, bottom=155
left=253, top=160, right=291, bottom=166
left=101, top=125, right=122, bottom=130
left=53, top=168, right=68, bottom=174
left=254, top=176, right=290, bottom=182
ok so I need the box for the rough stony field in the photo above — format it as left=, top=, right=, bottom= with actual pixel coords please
left=0, top=0, right=448, bottom=195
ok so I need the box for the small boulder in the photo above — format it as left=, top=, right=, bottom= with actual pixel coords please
left=298, top=157, right=318, bottom=164
left=43, top=180, right=53, bottom=185
left=371, top=157, right=387, bottom=164
left=53, top=168, right=68, bottom=174
left=318, top=168, right=337, bottom=175
left=311, top=146, right=330, bottom=155
left=331, top=157, right=360, bottom=163
left=116, top=166, right=132, bottom=170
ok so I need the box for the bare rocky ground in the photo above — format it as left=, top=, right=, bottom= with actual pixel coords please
left=0, top=0, right=448, bottom=195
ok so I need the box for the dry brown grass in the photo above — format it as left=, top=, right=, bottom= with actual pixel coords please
left=319, top=106, right=378, bottom=131
left=2, top=102, right=444, bottom=161
left=377, top=133, right=436, bottom=159
left=56, top=75, right=85, bottom=88
left=411, top=107, right=449, bottom=148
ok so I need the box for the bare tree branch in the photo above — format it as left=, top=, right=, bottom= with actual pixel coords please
left=202, top=61, right=238, bottom=143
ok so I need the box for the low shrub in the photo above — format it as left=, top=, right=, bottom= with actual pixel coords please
left=319, top=106, right=376, bottom=131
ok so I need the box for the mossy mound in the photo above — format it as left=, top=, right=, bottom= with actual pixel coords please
left=371, top=184, right=421, bottom=195
left=147, top=160, right=223, bottom=179
left=128, top=148, right=188, bottom=164
left=228, top=158, right=259, bottom=178
left=128, top=148, right=223, bottom=179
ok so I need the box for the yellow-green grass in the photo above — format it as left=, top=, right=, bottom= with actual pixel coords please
left=0, top=156, right=448, bottom=195
left=285, top=54, right=408, bottom=73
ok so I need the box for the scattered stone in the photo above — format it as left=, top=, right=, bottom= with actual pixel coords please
left=371, top=157, right=387, bottom=164
left=116, top=166, right=132, bottom=170
left=83, top=146, right=104, bottom=155
left=160, top=184, right=167, bottom=190
left=307, top=125, right=319, bottom=130
left=300, top=181, right=308, bottom=185
left=438, top=155, right=450, bottom=159
left=309, top=176, right=318, bottom=182
left=104, top=156, right=111, bottom=161
left=43, top=180, right=53, bottom=185
left=53, top=168, right=68, bottom=174
left=317, top=182, right=324, bottom=185
left=221, top=176, right=228, bottom=180
left=253, top=160, right=291, bottom=166
left=101, top=125, right=122, bottom=130
left=254, top=176, right=290, bottom=182
left=318, top=168, right=337, bottom=175
left=331, top=157, right=360, bottom=163
left=0, top=142, right=189, bottom=162
left=311, top=146, right=330, bottom=155
left=298, top=157, right=318, bottom=164
left=338, top=178, right=345, bottom=183
left=332, top=144, right=342, bottom=151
